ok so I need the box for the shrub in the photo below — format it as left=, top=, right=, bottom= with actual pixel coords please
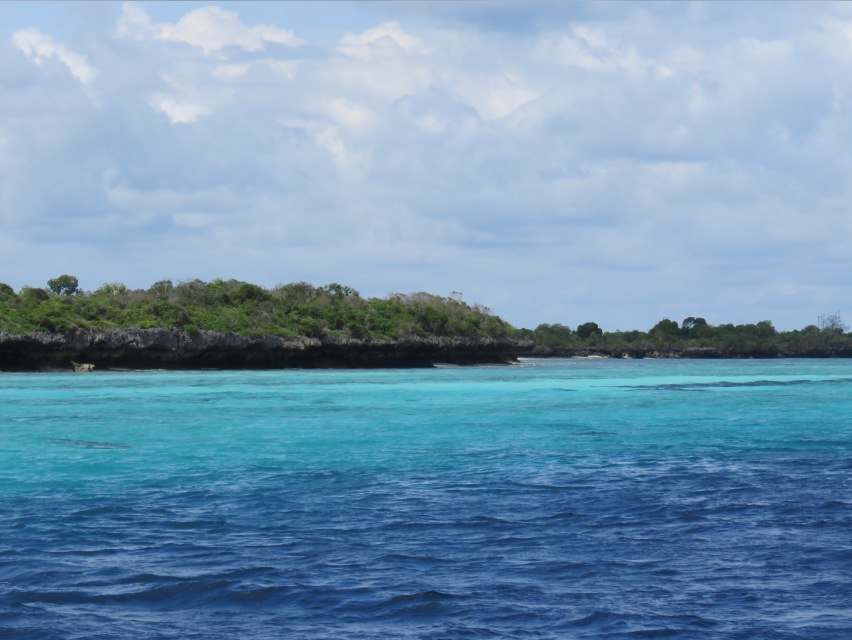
left=20, top=287, right=50, bottom=302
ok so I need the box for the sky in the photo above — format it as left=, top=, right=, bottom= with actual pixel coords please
left=2, top=1, right=852, bottom=331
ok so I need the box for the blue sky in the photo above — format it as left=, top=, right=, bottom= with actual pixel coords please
left=2, top=1, right=851, bottom=331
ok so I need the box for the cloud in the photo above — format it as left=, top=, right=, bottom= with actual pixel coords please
left=117, top=2, right=303, bottom=55
left=114, top=4, right=298, bottom=124
left=339, top=20, right=426, bottom=60
left=3, top=2, right=852, bottom=330
left=11, top=27, right=97, bottom=85
left=147, top=94, right=212, bottom=124
left=448, top=70, right=538, bottom=120
left=537, top=25, right=674, bottom=78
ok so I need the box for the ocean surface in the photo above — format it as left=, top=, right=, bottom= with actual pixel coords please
left=0, top=358, right=850, bottom=639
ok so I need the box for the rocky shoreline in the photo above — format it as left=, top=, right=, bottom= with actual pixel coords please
left=522, top=345, right=852, bottom=359
left=3, top=329, right=852, bottom=372
left=0, top=329, right=529, bottom=372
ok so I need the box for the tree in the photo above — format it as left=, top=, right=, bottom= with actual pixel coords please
left=650, top=318, right=680, bottom=336
left=96, top=282, right=127, bottom=297
left=0, top=282, right=14, bottom=297
left=174, top=279, right=207, bottom=303
left=320, top=283, right=359, bottom=298
left=682, top=317, right=707, bottom=330
left=273, top=281, right=315, bottom=306
left=681, top=317, right=709, bottom=337
left=47, top=274, right=79, bottom=296
left=149, top=280, right=174, bottom=300
left=576, top=321, right=603, bottom=339
left=532, top=323, right=573, bottom=347
left=755, top=320, right=777, bottom=337
left=818, top=312, right=847, bottom=332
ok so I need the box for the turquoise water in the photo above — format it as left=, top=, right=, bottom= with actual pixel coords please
left=1, top=359, right=850, bottom=638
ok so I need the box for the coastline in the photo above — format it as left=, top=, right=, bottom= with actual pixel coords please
left=4, top=328, right=852, bottom=372
left=0, top=329, right=527, bottom=372
left=522, top=344, right=852, bottom=359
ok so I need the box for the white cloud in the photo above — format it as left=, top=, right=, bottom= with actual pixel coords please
left=339, top=21, right=426, bottom=60
left=450, top=71, right=539, bottom=120
left=209, top=59, right=300, bottom=82
left=118, top=2, right=302, bottom=55
left=315, top=126, right=372, bottom=179
left=537, top=25, right=673, bottom=78
left=147, top=94, right=212, bottom=124
left=11, top=27, right=97, bottom=85
left=115, top=4, right=304, bottom=123
left=5, top=2, right=852, bottom=329
left=115, top=1, right=158, bottom=39
left=324, top=98, right=375, bottom=130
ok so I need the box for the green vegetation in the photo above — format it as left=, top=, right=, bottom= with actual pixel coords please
left=46, top=274, right=80, bottom=297
left=1, top=276, right=850, bottom=357
left=0, top=278, right=514, bottom=341
left=519, top=317, right=852, bottom=357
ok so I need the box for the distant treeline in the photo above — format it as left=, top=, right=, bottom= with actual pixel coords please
left=520, top=316, right=852, bottom=358
left=1, top=276, right=850, bottom=357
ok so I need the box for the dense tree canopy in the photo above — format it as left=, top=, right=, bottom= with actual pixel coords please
left=516, top=314, right=851, bottom=357
left=0, top=277, right=514, bottom=340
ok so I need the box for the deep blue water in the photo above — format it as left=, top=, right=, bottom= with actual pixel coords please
left=1, top=358, right=850, bottom=639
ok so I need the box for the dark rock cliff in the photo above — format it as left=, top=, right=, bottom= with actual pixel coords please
left=0, top=329, right=530, bottom=371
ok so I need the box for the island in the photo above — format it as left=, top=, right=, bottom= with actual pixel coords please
left=1, top=276, right=850, bottom=371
